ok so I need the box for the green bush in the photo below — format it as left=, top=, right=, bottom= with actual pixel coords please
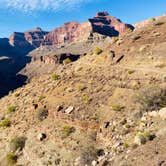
left=93, top=47, right=103, bottom=55
left=112, top=104, right=124, bottom=112
left=36, top=108, right=48, bottom=121
left=134, top=85, right=166, bottom=111
left=61, top=125, right=75, bottom=138
left=63, top=58, right=71, bottom=65
left=149, top=17, right=156, bottom=22
left=14, top=93, right=20, bottom=97
left=82, top=95, right=92, bottom=104
left=111, top=37, right=119, bottom=43
left=10, top=136, right=26, bottom=152
left=51, top=74, right=60, bottom=80
left=0, top=118, right=11, bottom=128
left=6, top=153, right=17, bottom=165
left=38, top=95, right=45, bottom=101
left=128, top=70, right=135, bottom=75
left=6, top=106, right=16, bottom=114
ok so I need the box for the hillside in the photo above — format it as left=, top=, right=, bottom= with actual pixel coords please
left=0, top=14, right=166, bottom=166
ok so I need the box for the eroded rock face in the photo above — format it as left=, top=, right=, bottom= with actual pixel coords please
left=89, top=12, right=134, bottom=37
left=44, top=21, right=91, bottom=46
left=44, top=12, right=134, bottom=46
left=3, top=12, right=134, bottom=55
left=9, top=27, right=49, bottom=53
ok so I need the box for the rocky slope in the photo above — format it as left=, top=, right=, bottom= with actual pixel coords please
left=0, top=12, right=134, bottom=97
left=0, top=14, right=166, bottom=166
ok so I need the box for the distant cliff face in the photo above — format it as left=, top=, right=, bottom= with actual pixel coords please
left=1, top=12, right=134, bottom=56
left=44, top=12, right=134, bottom=46
left=9, top=27, right=49, bottom=54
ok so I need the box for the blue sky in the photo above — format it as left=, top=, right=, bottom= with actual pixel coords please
left=0, top=0, right=165, bottom=37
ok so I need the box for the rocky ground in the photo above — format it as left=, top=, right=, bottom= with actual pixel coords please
left=0, top=15, right=166, bottom=166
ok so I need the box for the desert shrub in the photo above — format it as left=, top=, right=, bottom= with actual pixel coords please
left=10, top=136, right=26, bottom=152
left=63, top=58, right=71, bottom=65
left=134, top=85, right=166, bottom=111
left=123, top=142, right=129, bottom=149
left=0, top=118, right=11, bottom=128
left=36, top=108, right=48, bottom=121
left=93, top=47, right=103, bottom=55
left=82, top=95, right=92, bottom=104
left=80, top=145, right=97, bottom=165
left=125, top=28, right=133, bottom=34
left=6, top=106, right=16, bottom=114
left=38, top=95, right=45, bottom=101
left=51, top=74, right=60, bottom=80
left=128, top=70, right=135, bottom=75
left=111, top=36, right=119, bottom=43
left=61, top=125, right=75, bottom=138
left=149, top=17, right=156, bottom=22
left=112, top=104, right=124, bottom=112
left=14, top=93, right=20, bottom=97
left=6, top=153, right=17, bottom=165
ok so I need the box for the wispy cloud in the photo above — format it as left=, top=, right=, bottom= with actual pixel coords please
left=1, top=0, right=91, bottom=12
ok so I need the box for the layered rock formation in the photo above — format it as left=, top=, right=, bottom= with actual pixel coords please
left=44, top=12, right=134, bottom=46
left=9, top=27, right=49, bottom=54
left=1, top=12, right=134, bottom=56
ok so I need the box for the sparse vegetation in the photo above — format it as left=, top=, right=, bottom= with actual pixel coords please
left=111, top=36, right=119, bottom=43
left=112, top=104, right=124, bottom=112
left=51, top=73, right=60, bottom=80
left=93, top=47, right=103, bottom=55
left=63, top=58, right=71, bottom=64
left=123, top=142, right=129, bottom=149
left=82, top=94, right=92, bottom=104
left=134, top=85, right=166, bottom=111
left=149, top=17, right=156, bottom=22
left=80, top=145, right=97, bottom=165
left=61, top=125, right=75, bottom=138
left=6, top=153, right=17, bottom=165
left=14, top=93, right=20, bottom=97
left=128, top=70, right=135, bottom=74
left=38, top=95, right=45, bottom=101
left=6, top=106, right=16, bottom=114
left=36, top=107, right=48, bottom=121
left=10, top=136, right=26, bottom=152
left=0, top=118, right=11, bottom=128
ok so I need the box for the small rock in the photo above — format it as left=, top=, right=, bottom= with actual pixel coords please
left=32, top=103, right=38, bottom=110
left=148, top=111, right=158, bottom=117
left=92, top=160, right=98, bottom=166
left=134, top=135, right=146, bottom=145
left=103, top=122, right=110, bottom=128
left=65, top=106, right=74, bottom=114
left=37, top=133, right=47, bottom=141
left=74, top=157, right=81, bottom=166
left=159, top=108, right=166, bottom=120
left=56, top=105, right=63, bottom=112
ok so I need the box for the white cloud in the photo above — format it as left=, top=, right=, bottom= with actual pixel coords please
left=1, top=0, right=90, bottom=12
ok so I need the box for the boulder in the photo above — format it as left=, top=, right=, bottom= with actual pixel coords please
left=37, top=133, right=47, bottom=141
left=159, top=107, right=166, bottom=120
left=65, top=106, right=74, bottom=114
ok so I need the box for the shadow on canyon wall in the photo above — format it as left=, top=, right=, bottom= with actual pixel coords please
left=0, top=39, right=32, bottom=98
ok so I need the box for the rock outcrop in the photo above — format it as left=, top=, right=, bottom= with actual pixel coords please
left=1, top=12, right=134, bottom=55
left=9, top=27, right=49, bottom=54
left=44, top=12, right=134, bottom=46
